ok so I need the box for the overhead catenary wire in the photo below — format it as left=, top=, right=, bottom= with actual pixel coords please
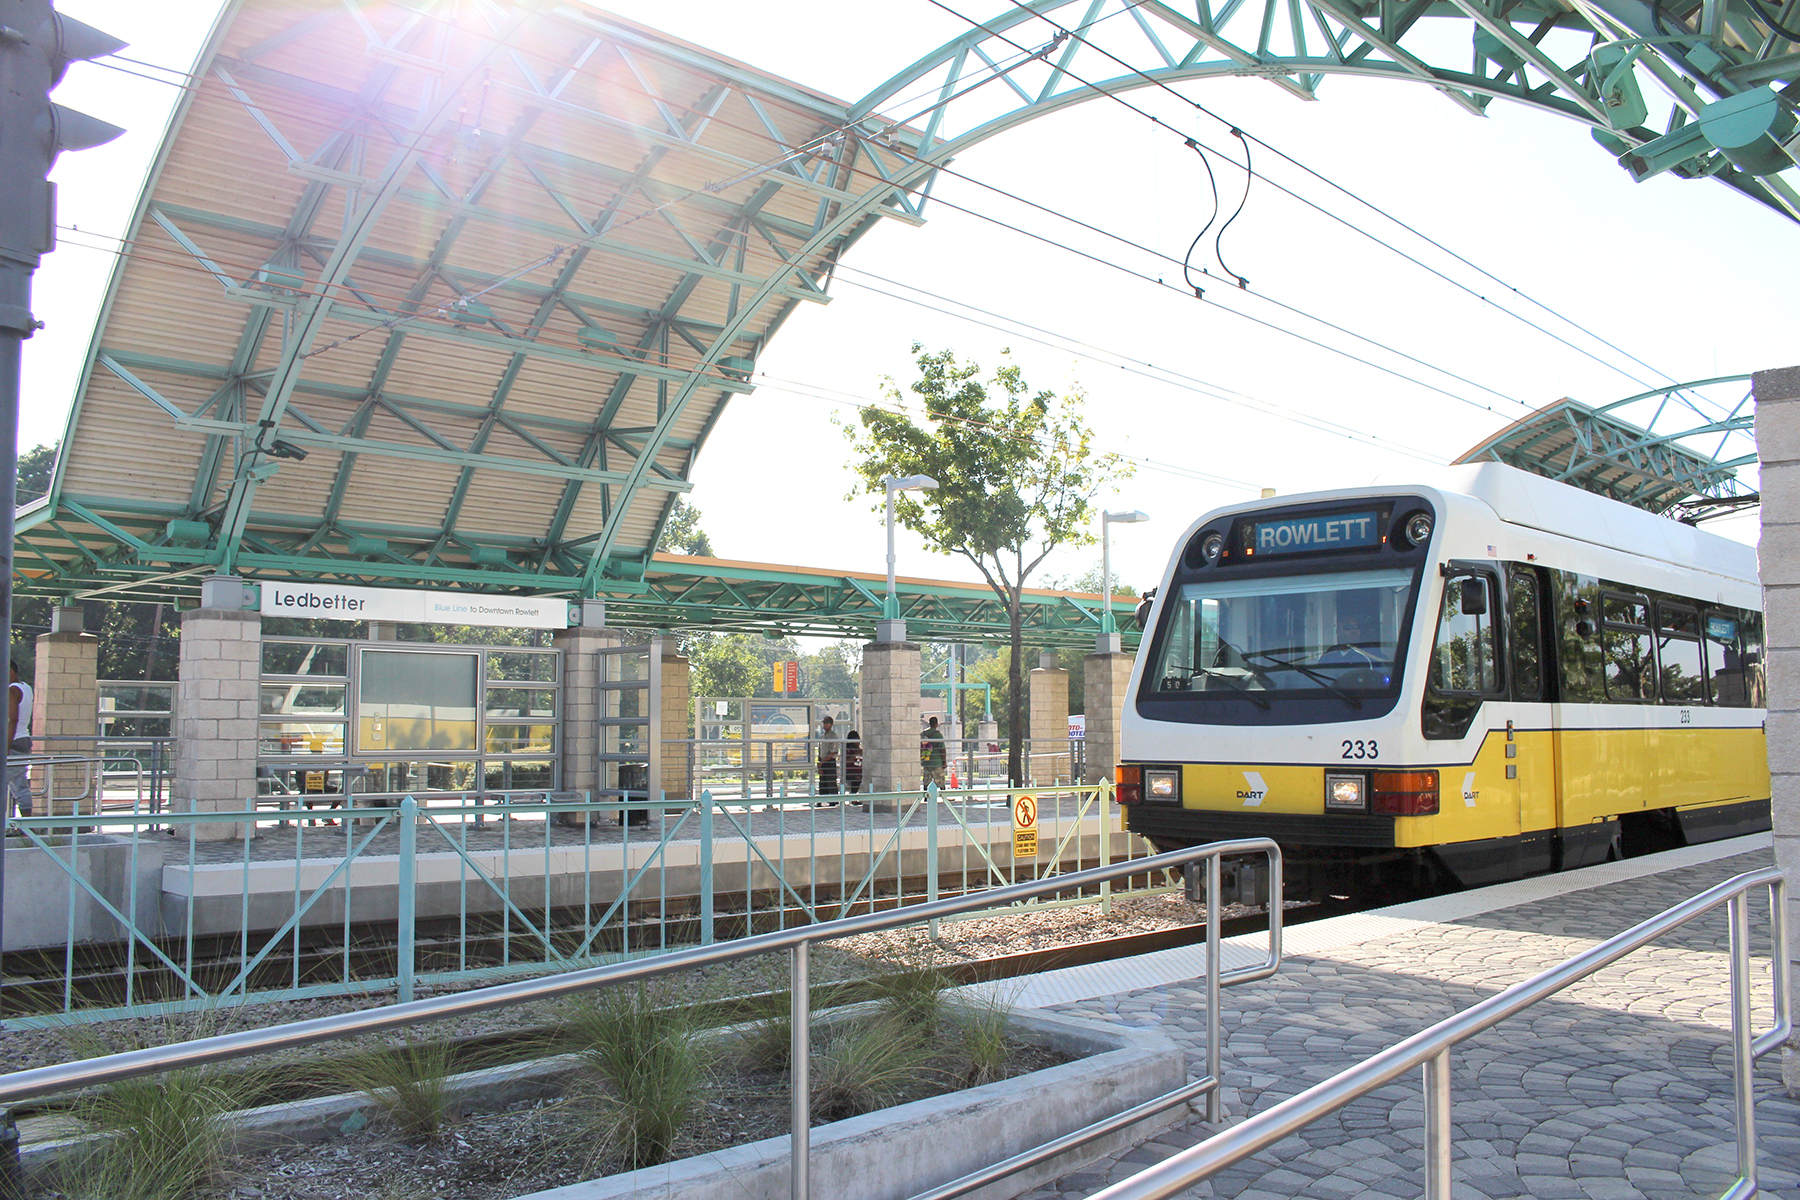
left=933, top=0, right=1730, bottom=419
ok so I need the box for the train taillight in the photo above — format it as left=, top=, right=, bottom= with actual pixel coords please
left=1371, top=769, right=1440, bottom=815
left=1116, top=764, right=1142, bottom=805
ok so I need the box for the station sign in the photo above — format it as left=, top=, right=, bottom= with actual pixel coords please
left=260, top=581, right=572, bottom=629
left=1012, top=793, right=1038, bottom=859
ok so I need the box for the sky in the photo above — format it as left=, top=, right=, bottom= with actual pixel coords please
left=21, top=0, right=1798, bottom=605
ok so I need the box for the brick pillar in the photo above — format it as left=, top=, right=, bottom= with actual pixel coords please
left=1083, top=649, right=1134, bottom=785
left=552, top=602, right=622, bottom=803
left=660, top=642, right=691, bottom=802
left=173, top=578, right=261, bottom=841
left=1755, top=364, right=1800, bottom=1095
left=1028, top=651, right=1070, bottom=785
left=33, top=605, right=99, bottom=815
left=860, top=637, right=921, bottom=804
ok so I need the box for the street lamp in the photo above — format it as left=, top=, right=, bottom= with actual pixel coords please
left=1099, top=509, right=1150, bottom=651
left=880, top=473, right=938, bottom=640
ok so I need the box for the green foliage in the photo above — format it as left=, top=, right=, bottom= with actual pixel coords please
left=63, top=1068, right=245, bottom=1200
left=658, top=499, right=714, bottom=557
left=841, top=345, right=1130, bottom=782
left=327, top=1035, right=463, bottom=1140
left=17, top=442, right=55, bottom=503
left=688, top=632, right=763, bottom=701
left=810, top=1015, right=938, bottom=1121
left=872, top=960, right=951, bottom=1036
left=955, top=996, right=1013, bottom=1087
left=563, top=984, right=713, bottom=1169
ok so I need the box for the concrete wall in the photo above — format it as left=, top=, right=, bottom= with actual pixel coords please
left=173, top=606, right=262, bottom=841
left=661, top=646, right=691, bottom=801
left=1083, top=650, right=1133, bottom=785
left=1028, top=651, right=1070, bottom=784
left=860, top=638, right=922, bottom=797
left=33, top=606, right=100, bottom=815
left=552, top=618, right=624, bottom=801
left=1753, top=364, right=1800, bottom=1094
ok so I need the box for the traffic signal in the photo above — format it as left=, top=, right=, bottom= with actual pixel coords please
left=0, top=0, right=125, bottom=335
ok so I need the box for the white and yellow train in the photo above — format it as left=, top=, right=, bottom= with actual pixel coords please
left=1116, top=462, right=1768, bottom=903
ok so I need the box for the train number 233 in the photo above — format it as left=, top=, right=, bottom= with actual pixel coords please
left=1341, top=739, right=1378, bottom=759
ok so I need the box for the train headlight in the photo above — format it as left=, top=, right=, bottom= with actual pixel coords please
left=1324, top=773, right=1366, bottom=812
left=1199, top=531, right=1224, bottom=564
left=1144, top=768, right=1181, bottom=802
left=1400, top=511, right=1433, bottom=548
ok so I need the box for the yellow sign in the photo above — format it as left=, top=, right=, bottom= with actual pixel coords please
left=1012, top=793, right=1038, bottom=858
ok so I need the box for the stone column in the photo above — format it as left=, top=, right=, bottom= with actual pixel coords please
left=659, top=642, right=691, bottom=802
left=860, top=636, right=922, bottom=803
left=1083, top=647, right=1134, bottom=786
left=1028, top=651, right=1070, bottom=785
left=1755, top=364, right=1800, bottom=1095
left=552, top=601, right=622, bottom=805
left=173, top=577, right=262, bottom=841
left=33, top=605, right=99, bottom=815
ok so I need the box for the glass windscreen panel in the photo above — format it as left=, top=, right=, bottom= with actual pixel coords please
left=356, top=650, right=479, bottom=753
left=1149, top=568, right=1415, bottom=699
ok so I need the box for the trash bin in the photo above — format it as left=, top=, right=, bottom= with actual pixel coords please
left=618, top=762, right=649, bottom=827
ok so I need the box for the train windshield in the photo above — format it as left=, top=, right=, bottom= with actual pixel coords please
left=1148, top=568, right=1416, bottom=701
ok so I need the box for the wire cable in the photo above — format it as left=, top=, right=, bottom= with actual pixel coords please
left=1214, top=128, right=1251, bottom=290
left=1179, top=138, right=1220, bottom=297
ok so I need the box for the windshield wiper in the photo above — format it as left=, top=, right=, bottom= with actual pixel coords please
left=1169, top=666, right=1271, bottom=709
left=1242, top=651, right=1363, bottom=709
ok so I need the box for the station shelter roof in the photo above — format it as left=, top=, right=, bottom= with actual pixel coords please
left=18, top=0, right=970, bottom=631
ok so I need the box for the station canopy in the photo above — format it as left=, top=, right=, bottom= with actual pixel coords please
left=18, top=0, right=963, bottom=618
left=1452, top=384, right=1757, bottom=520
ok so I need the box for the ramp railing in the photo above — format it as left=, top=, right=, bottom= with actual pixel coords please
left=1089, top=865, right=1791, bottom=1200
left=0, top=841, right=1283, bottom=1200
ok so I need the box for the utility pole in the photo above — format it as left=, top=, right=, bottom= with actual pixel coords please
left=0, top=0, right=125, bottom=991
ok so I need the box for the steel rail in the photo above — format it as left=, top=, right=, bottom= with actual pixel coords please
left=1089, top=864, right=1790, bottom=1200
left=0, top=839, right=1283, bottom=1200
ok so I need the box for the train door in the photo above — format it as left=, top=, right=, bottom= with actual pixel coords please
left=1506, top=565, right=1558, bottom=873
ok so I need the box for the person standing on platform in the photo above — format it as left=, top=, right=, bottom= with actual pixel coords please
left=921, top=716, right=947, bottom=790
left=844, top=729, right=864, bottom=796
left=815, top=714, right=842, bottom=800
left=8, top=660, right=33, bottom=821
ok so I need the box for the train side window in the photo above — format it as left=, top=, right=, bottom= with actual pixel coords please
left=1744, top=611, right=1767, bottom=707
left=1600, top=590, right=1654, bottom=703
left=1508, top=568, right=1543, bottom=702
left=1703, top=611, right=1745, bottom=706
left=1429, top=571, right=1501, bottom=695
left=1654, top=602, right=1705, bottom=704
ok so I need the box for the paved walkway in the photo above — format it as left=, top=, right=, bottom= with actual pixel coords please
left=1017, top=838, right=1797, bottom=1199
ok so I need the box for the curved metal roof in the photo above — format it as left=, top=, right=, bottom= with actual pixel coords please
left=21, top=0, right=929, bottom=602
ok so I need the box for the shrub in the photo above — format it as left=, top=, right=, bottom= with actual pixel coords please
left=326, top=1035, right=462, bottom=1140
left=62, top=1068, right=242, bottom=1200
left=563, top=983, right=712, bottom=1169
left=810, top=1015, right=938, bottom=1121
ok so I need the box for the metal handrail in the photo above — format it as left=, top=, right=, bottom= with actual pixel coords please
left=1091, top=864, right=1790, bottom=1200
left=0, top=840, right=1283, bottom=1200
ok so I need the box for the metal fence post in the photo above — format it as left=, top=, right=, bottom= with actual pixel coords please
left=1100, top=782, right=1113, bottom=917
left=398, top=795, right=417, bottom=1004
left=700, top=790, right=715, bottom=946
left=791, top=940, right=811, bottom=1200
left=927, top=781, right=940, bottom=941
left=1728, top=894, right=1756, bottom=1191
left=1205, top=851, right=1221, bottom=1123
left=1424, top=1050, right=1452, bottom=1200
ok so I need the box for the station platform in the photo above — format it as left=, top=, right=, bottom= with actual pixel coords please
left=997, top=835, right=1798, bottom=1200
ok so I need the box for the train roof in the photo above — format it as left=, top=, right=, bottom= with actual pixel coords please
left=1435, top=462, right=1759, bottom=586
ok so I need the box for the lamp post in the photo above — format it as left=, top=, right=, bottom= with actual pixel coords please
left=879, top=474, right=938, bottom=641
left=1099, top=509, right=1150, bottom=652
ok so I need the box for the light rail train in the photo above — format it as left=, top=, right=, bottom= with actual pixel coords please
left=1115, top=463, right=1769, bottom=904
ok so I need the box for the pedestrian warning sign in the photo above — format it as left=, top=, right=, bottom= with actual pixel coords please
left=1012, top=794, right=1038, bottom=858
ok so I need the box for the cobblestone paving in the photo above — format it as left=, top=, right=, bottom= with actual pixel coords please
left=1024, top=849, right=1798, bottom=1200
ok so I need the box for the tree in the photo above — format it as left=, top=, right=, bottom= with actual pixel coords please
left=658, top=500, right=714, bottom=557
left=688, top=633, right=761, bottom=701
left=16, top=443, right=55, bottom=503
left=843, top=345, right=1131, bottom=784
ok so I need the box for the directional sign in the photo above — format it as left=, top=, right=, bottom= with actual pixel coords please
left=1012, top=793, right=1038, bottom=859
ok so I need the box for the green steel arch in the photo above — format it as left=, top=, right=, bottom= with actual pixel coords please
left=18, top=0, right=1789, bottom=628
left=847, top=0, right=1798, bottom=221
